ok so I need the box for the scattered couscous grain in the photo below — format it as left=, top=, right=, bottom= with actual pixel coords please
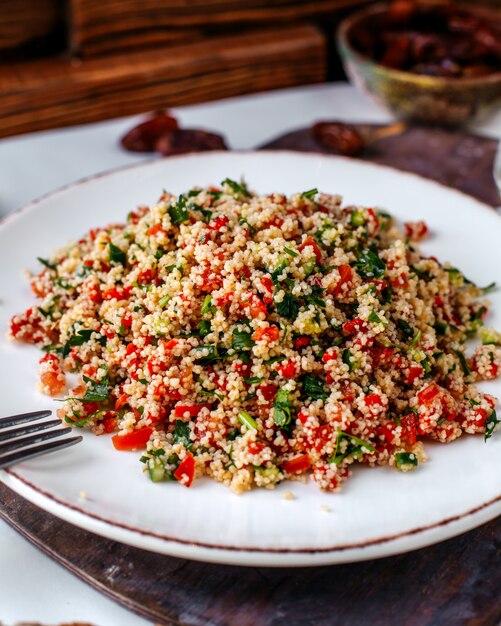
left=9, top=180, right=501, bottom=493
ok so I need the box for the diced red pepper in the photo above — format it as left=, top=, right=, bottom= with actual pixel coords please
left=244, top=293, right=267, bottom=318
left=173, top=453, right=195, bottom=487
left=343, top=318, right=367, bottom=335
left=208, top=215, right=229, bottom=231
left=365, top=393, right=383, bottom=407
left=377, top=421, right=396, bottom=444
left=299, top=236, right=322, bottom=263
left=294, top=336, right=310, bottom=350
left=102, top=285, right=132, bottom=300
left=417, top=382, right=442, bottom=406
left=259, top=384, right=277, bottom=402
left=174, top=403, right=209, bottom=419
left=282, top=454, right=311, bottom=474
left=137, top=268, right=156, bottom=286
left=400, top=413, right=418, bottom=446
left=276, top=359, right=297, bottom=379
left=102, top=413, right=117, bottom=434
left=252, top=325, right=279, bottom=342
left=241, top=266, right=251, bottom=279
left=147, top=223, right=166, bottom=236
left=331, top=264, right=354, bottom=297
left=115, top=393, right=129, bottom=410
left=234, top=360, right=252, bottom=377
left=112, top=426, right=153, bottom=451
left=248, top=441, right=265, bottom=455
left=322, top=348, right=338, bottom=364
left=406, top=365, right=424, bottom=386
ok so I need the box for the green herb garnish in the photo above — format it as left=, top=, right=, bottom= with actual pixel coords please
left=395, top=451, right=418, bottom=468
left=485, top=409, right=500, bottom=442
left=353, top=249, right=386, bottom=280
left=273, top=389, right=293, bottom=431
left=302, top=374, right=328, bottom=401
left=300, top=188, right=318, bottom=200
left=169, top=195, right=190, bottom=225
left=222, top=178, right=250, bottom=198
left=173, top=420, right=193, bottom=450
left=109, top=243, right=126, bottom=265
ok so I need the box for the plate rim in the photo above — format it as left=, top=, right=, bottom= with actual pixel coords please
left=2, top=150, right=500, bottom=566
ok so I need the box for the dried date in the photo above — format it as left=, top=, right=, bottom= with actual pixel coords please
left=312, top=122, right=365, bottom=157
left=155, top=129, right=227, bottom=156
left=120, top=112, right=179, bottom=152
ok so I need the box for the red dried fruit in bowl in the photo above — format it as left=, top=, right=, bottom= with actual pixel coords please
left=312, top=122, right=365, bottom=157
left=380, top=35, right=411, bottom=70
left=387, top=0, right=416, bottom=26
left=155, top=129, right=227, bottom=156
left=121, top=112, right=179, bottom=152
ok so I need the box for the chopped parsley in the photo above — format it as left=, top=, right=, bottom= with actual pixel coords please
left=109, top=243, right=126, bottom=265
left=353, top=249, right=386, bottom=280
left=275, top=292, right=299, bottom=320
left=221, top=178, right=250, bottom=198
left=81, top=373, right=110, bottom=403
left=302, top=374, right=328, bottom=401
left=273, top=388, right=293, bottom=431
left=300, top=188, right=318, bottom=200
left=330, top=431, right=375, bottom=464
left=169, top=195, right=190, bottom=225
left=395, top=451, right=418, bottom=468
left=37, top=257, right=56, bottom=270
left=173, top=420, right=193, bottom=450
left=485, top=409, right=499, bottom=442
left=232, top=328, right=254, bottom=350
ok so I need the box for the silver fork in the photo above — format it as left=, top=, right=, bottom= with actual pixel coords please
left=0, top=410, right=82, bottom=470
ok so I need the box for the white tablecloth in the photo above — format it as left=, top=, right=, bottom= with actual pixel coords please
left=1, top=83, right=500, bottom=625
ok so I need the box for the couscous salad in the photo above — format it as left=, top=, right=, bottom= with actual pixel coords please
left=10, top=181, right=500, bottom=492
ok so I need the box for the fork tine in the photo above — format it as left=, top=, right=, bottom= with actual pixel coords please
left=0, top=426, right=73, bottom=455
left=0, top=419, right=62, bottom=443
left=0, top=410, right=52, bottom=429
left=0, top=435, right=83, bottom=470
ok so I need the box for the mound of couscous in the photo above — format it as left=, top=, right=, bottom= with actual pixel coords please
left=10, top=180, right=501, bottom=492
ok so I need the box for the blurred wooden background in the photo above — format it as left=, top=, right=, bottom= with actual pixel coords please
left=0, top=0, right=497, bottom=138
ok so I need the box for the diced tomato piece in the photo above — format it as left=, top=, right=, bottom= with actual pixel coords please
left=102, top=413, right=117, bottom=434
left=276, top=359, right=297, bottom=379
left=112, top=426, right=153, bottom=451
left=313, top=424, right=332, bottom=452
left=241, top=266, right=251, bottom=279
left=234, top=360, right=252, bottom=377
left=263, top=216, right=284, bottom=229
left=162, top=339, right=178, bottom=352
left=294, top=336, right=310, bottom=350
left=174, top=404, right=209, bottom=419
left=343, top=318, right=367, bottom=335
left=137, top=268, right=156, bottom=286
left=406, top=365, right=424, bottom=386
left=244, top=293, right=267, bottom=318
left=417, top=382, right=442, bottom=406
left=400, top=413, right=418, bottom=446
left=404, top=220, right=428, bottom=241
left=173, top=453, right=195, bottom=487
left=259, top=384, right=277, bottom=402
left=299, top=236, right=322, bottom=263
left=200, top=261, right=222, bottom=293
left=367, top=279, right=386, bottom=295
left=147, top=223, right=166, bottom=236
left=115, top=393, right=129, bottom=410
left=297, top=410, right=309, bottom=424
left=365, top=393, right=383, bottom=407
left=331, top=264, right=354, bottom=297
left=370, top=344, right=394, bottom=364
left=208, top=215, right=229, bottom=231
left=260, top=276, right=273, bottom=294
left=252, top=325, right=279, bottom=342
left=377, top=421, right=396, bottom=444
left=248, top=441, right=265, bottom=455
left=102, top=285, right=132, bottom=301
left=322, top=348, right=338, bottom=364
left=122, top=314, right=133, bottom=328
left=282, top=454, right=311, bottom=474
left=39, top=353, right=59, bottom=365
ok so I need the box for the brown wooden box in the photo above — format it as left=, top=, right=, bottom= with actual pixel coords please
left=0, top=0, right=64, bottom=59
left=69, top=0, right=368, bottom=56
left=0, top=24, right=326, bottom=138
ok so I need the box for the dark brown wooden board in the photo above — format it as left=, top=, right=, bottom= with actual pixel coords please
left=262, top=125, right=501, bottom=208
left=0, top=483, right=499, bottom=626
left=69, top=0, right=368, bottom=57
left=0, top=25, right=325, bottom=139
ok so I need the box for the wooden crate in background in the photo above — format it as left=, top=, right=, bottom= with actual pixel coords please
left=69, top=0, right=368, bottom=57
left=0, top=25, right=326, bottom=138
left=1, top=0, right=381, bottom=137
left=0, top=0, right=65, bottom=60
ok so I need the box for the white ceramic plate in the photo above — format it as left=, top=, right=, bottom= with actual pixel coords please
left=1, top=151, right=500, bottom=567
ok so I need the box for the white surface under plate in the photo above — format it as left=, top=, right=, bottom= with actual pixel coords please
left=1, top=151, right=500, bottom=567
